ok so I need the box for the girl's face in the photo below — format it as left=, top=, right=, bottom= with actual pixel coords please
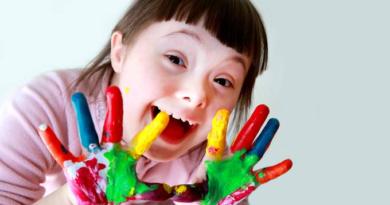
left=110, top=20, right=249, bottom=161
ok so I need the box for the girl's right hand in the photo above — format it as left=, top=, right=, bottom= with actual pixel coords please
left=38, top=86, right=174, bottom=205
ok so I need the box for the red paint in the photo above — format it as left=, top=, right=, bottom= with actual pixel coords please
left=230, top=104, right=269, bottom=153
left=207, top=147, right=219, bottom=155
left=102, top=86, right=123, bottom=144
left=39, top=125, right=79, bottom=167
left=68, top=158, right=107, bottom=204
left=219, top=185, right=255, bottom=205
left=256, top=159, right=293, bottom=184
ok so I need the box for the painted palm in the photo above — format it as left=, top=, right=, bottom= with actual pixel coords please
left=171, top=105, right=293, bottom=205
left=38, top=86, right=173, bottom=205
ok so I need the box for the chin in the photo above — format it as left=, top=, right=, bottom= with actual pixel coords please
left=143, top=137, right=207, bottom=163
left=143, top=143, right=184, bottom=162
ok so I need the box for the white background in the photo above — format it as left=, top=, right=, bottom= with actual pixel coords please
left=1, top=0, right=389, bottom=204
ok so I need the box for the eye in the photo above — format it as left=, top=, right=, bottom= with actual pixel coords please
left=166, top=55, right=185, bottom=66
left=214, top=78, right=233, bottom=88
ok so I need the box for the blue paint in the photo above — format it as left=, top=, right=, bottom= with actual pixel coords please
left=247, top=118, right=279, bottom=160
left=71, top=92, right=101, bottom=153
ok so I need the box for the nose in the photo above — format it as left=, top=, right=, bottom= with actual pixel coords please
left=176, top=80, right=208, bottom=109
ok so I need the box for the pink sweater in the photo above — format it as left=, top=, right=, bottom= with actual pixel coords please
left=0, top=69, right=209, bottom=205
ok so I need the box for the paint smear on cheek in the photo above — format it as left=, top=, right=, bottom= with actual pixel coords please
left=124, top=87, right=130, bottom=94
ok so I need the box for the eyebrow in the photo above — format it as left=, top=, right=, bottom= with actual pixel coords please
left=231, top=55, right=248, bottom=73
left=165, top=29, right=202, bottom=43
left=166, top=29, right=248, bottom=72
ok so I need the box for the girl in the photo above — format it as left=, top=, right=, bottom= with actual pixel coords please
left=0, top=0, right=289, bottom=204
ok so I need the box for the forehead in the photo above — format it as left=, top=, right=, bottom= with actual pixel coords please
left=139, top=20, right=250, bottom=70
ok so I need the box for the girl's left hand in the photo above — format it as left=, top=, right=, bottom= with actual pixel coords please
left=171, top=105, right=293, bottom=205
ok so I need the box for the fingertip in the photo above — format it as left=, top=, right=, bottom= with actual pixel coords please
left=155, top=111, right=170, bottom=127
left=268, top=118, right=280, bottom=129
left=71, top=92, right=85, bottom=104
left=106, top=85, right=121, bottom=96
left=283, top=159, right=293, bottom=171
left=255, top=104, right=270, bottom=115
left=39, top=123, right=48, bottom=131
left=213, top=109, right=230, bottom=124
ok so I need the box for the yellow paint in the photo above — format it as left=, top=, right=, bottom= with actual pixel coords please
left=175, top=185, right=187, bottom=194
left=128, top=111, right=169, bottom=159
left=163, top=183, right=172, bottom=193
left=124, top=87, right=130, bottom=94
left=128, top=187, right=135, bottom=196
left=206, top=109, right=230, bottom=161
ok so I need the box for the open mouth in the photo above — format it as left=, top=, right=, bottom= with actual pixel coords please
left=151, top=106, right=197, bottom=145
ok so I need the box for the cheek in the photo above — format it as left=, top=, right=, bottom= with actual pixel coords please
left=209, top=96, right=238, bottom=115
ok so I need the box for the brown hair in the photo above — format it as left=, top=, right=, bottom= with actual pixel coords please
left=75, top=0, right=268, bottom=134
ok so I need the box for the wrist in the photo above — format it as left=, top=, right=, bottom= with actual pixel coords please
left=33, top=183, right=75, bottom=205
left=63, top=183, right=77, bottom=205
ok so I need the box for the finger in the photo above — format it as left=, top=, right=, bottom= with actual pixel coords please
left=254, top=159, right=293, bottom=185
left=38, top=124, right=79, bottom=167
left=246, top=118, right=279, bottom=161
left=206, top=109, right=230, bottom=161
left=230, top=104, right=269, bottom=153
left=101, top=86, right=123, bottom=144
left=71, top=92, right=101, bottom=153
left=128, top=111, right=169, bottom=159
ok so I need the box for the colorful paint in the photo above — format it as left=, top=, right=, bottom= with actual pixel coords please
left=38, top=86, right=176, bottom=204
left=170, top=183, right=207, bottom=202
left=104, top=144, right=158, bottom=203
left=230, top=104, right=269, bottom=153
left=128, top=111, right=169, bottom=159
left=71, top=92, right=101, bottom=153
left=202, top=150, right=258, bottom=205
left=39, top=87, right=293, bottom=205
left=38, top=124, right=81, bottom=167
left=206, top=109, right=229, bottom=161
left=255, top=159, right=293, bottom=185
left=172, top=106, right=292, bottom=205
left=66, top=158, right=107, bottom=205
left=101, top=86, right=123, bottom=144
left=247, top=118, right=279, bottom=158
left=124, top=87, right=130, bottom=94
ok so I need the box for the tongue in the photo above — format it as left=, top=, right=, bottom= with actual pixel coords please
left=159, top=117, right=188, bottom=144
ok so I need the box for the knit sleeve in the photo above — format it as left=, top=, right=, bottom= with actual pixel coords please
left=0, top=71, right=73, bottom=204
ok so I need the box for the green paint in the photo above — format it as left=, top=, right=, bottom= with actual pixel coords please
left=257, top=171, right=265, bottom=178
left=104, top=144, right=157, bottom=204
left=202, top=150, right=259, bottom=205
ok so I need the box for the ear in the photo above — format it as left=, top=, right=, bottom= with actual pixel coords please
left=111, top=31, right=126, bottom=73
